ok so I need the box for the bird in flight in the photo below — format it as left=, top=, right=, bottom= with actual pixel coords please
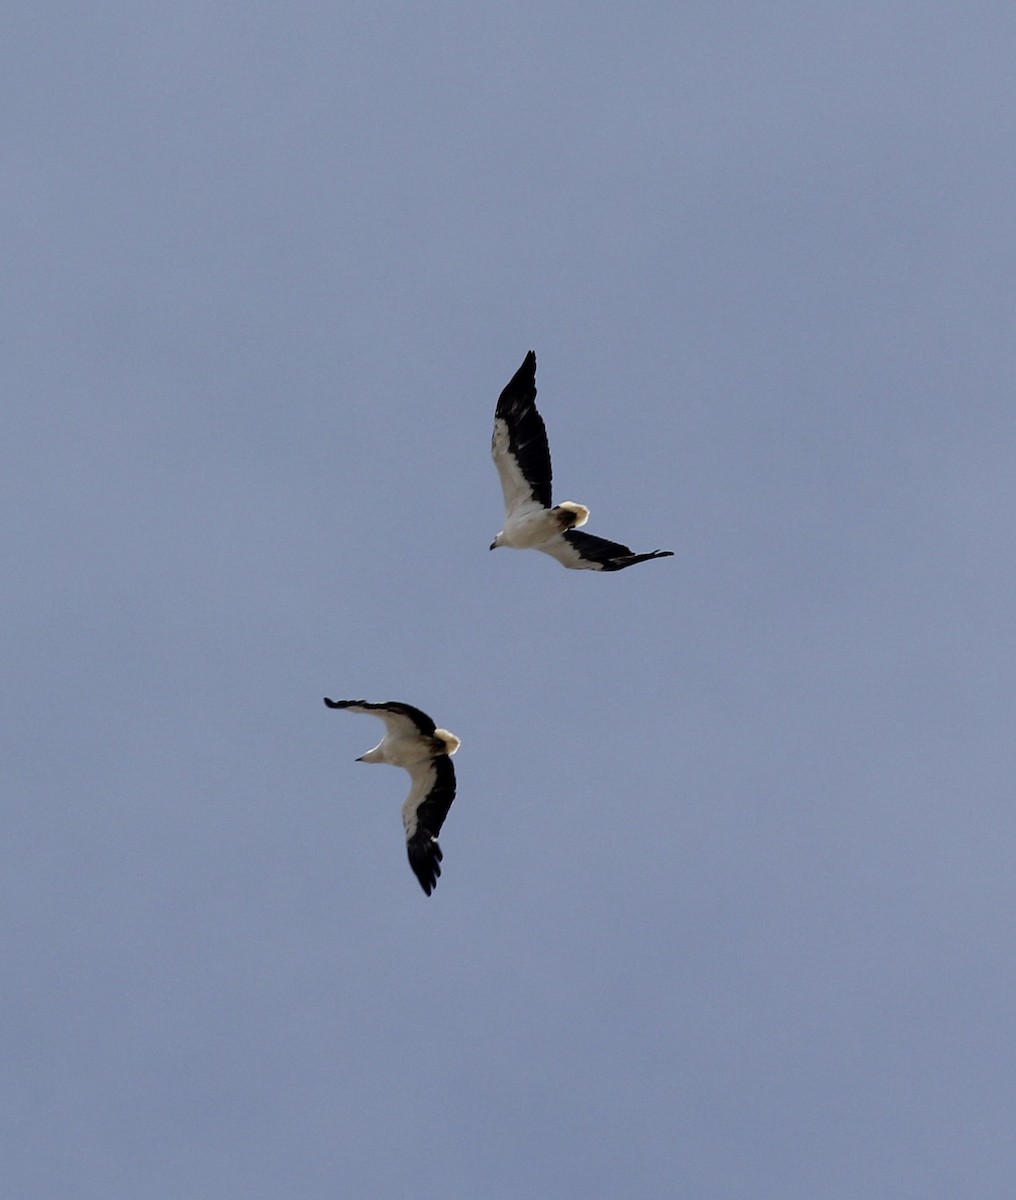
left=323, top=698, right=460, bottom=896
left=490, top=351, right=674, bottom=570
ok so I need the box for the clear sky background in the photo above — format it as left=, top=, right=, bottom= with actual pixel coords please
left=5, top=3, right=1015, bottom=1197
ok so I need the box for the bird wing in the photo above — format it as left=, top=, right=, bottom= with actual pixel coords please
left=323, top=698, right=437, bottom=738
left=537, top=529, right=675, bottom=572
left=491, top=350, right=553, bottom=514
left=402, top=755, right=456, bottom=896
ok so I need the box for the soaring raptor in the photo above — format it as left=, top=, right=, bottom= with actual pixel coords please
left=490, top=351, right=674, bottom=570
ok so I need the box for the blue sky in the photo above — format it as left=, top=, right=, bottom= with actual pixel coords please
left=5, top=3, right=1016, bottom=1196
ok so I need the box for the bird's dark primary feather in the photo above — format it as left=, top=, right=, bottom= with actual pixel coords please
left=406, top=755, right=456, bottom=896
left=561, top=530, right=675, bottom=572
left=494, top=350, right=553, bottom=509
left=323, top=698, right=437, bottom=736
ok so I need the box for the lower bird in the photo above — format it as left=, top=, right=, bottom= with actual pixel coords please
left=323, top=698, right=460, bottom=896
left=490, top=350, right=675, bottom=570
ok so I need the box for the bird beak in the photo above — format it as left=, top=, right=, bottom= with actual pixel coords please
left=354, top=755, right=364, bottom=762
left=489, top=541, right=496, bottom=551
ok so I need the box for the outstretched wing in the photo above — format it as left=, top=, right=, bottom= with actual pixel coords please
left=491, top=350, right=553, bottom=515
left=537, top=530, right=675, bottom=572
left=323, top=698, right=437, bottom=738
left=402, top=755, right=457, bottom=896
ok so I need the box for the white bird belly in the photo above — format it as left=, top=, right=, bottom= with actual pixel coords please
left=501, top=503, right=587, bottom=549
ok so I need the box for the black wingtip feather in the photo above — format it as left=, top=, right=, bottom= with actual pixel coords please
left=494, top=351, right=553, bottom=509
left=407, top=836, right=443, bottom=896
left=322, top=698, right=438, bottom=735
left=495, top=351, right=538, bottom=418
left=559, top=531, right=675, bottom=571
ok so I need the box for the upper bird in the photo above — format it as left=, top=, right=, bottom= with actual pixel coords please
left=490, top=351, right=674, bottom=571
left=323, top=698, right=460, bottom=896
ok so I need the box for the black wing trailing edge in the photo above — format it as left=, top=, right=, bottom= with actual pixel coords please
left=562, top=530, right=675, bottom=572
left=323, top=698, right=438, bottom=736
left=494, top=350, right=553, bottom=509
left=406, top=755, right=457, bottom=896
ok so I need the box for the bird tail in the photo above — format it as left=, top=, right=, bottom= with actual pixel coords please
left=433, top=729, right=461, bottom=756
left=555, top=501, right=590, bottom=529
